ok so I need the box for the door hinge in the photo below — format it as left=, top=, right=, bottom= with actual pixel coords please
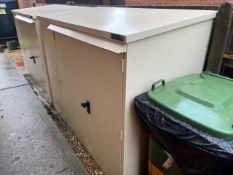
left=121, top=58, right=125, bottom=73
left=120, top=130, right=123, bottom=141
left=53, top=31, right=55, bottom=40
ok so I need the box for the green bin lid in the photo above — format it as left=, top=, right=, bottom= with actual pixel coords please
left=148, top=72, right=233, bottom=139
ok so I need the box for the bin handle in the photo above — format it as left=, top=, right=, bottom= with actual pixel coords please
left=151, top=79, right=165, bottom=90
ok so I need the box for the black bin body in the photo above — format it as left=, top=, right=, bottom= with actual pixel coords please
left=0, top=0, right=18, bottom=39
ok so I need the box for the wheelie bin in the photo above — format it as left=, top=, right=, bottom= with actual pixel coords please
left=134, top=72, right=233, bottom=175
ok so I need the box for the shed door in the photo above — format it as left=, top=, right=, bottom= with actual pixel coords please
left=78, top=40, right=124, bottom=175
left=40, top=21, right=64, bottom=112
left=48, top=24, right=124, bottom=175
left=15, top=18, right=48, bottom=100
left=53, top=32, right=88, bottom=147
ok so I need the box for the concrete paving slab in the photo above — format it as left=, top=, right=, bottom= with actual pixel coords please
left=0, top=53, right=86, bottom=175
left=0, top=55, right=28, bottom=90
left=0, top=53, right=11, bottom=65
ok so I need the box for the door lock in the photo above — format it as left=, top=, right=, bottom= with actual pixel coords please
left=81, top=101, right=91, bottom=114
left=29, top=56, right=38, bottom=64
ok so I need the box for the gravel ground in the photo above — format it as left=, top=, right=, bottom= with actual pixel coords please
left=50, top=112, right=105, bottom=175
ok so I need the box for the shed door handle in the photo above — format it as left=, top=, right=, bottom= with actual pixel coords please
left=29, top=56, right=38, bottom=64
left=81, top=101, right=91, bottom=114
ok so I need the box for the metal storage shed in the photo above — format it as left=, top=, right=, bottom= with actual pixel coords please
left=36, top=7, right=216, bottom=175
left=12, top=5, right=76, bottom=101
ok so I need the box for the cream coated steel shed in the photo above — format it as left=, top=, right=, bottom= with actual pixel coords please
left=12, top=5, right=76, bottom=101
left=37, top=7, right=216, bottom=175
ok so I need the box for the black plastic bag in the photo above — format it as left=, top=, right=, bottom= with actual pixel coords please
left=134, top=93, right=233, bottom=175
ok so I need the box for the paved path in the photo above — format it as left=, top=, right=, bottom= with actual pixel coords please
left=0, top=53, right=86, bottom=175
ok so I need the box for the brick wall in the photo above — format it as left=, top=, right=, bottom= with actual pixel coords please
left=18, top=0, right=233, bottom=9
left=125, top=0, right=233, bottom=6
left=18, top=0, right=35, bottom=8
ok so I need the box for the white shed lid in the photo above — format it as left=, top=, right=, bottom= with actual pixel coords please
left=12, top=4, right=76, bottom=19
left=37, top=7, right=217, bottom=43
